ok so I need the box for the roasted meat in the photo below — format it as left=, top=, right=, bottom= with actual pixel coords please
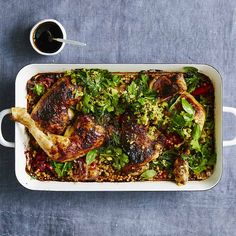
left=31, top=77, right=81, bottom=134
left=12, top=108, right=106, bottom=162
left=120, top=114, right=165, bottom=173
left=147, top=71, right=187, bottom=100
left=173, top=157, right=189, bottom=185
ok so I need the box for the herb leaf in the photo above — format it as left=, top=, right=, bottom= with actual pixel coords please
left=183, top=67, right=198, bottom=74
left=181, top=98, right=195, bottom=115
left=127, top=81, right=138, bottom=99
left=190, top=124, right=201, bottom=151
left=68, top=69, right=122, bottom=117
left=33, top=83, right=45, bottom=96
left=86, top=149, right=98, bottom=165
left=99, top=146, right=129, bottom=171
left=110, top=132, right=121, bottom=146
left=183, top=67, right=202, bottom=93
left=192, top=124, right=201, bottom=140
left=141, top=169, right=156, bottom=180
left=51, top=161, right=72, bottom=177
left=189, top=155, right=207, bottom=174
left=151, top=151, right=176, bottom=170
left=113, top=152, right=129, bottom=171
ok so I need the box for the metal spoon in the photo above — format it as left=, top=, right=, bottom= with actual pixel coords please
left=47, top=31, right=86, bottom=47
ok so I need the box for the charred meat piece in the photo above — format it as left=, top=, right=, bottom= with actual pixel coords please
left=173, top=157, right=189, bottom=185
left=12, top=108, right=106, bottom=162
left=147, top=71, right=187, bottom=100
left=31, top=77, right=81, bottom=134
left=58, top=115, right=106, bottom=162
left=120, top=114, right=165, bottom=173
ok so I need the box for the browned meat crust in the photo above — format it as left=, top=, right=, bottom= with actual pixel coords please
left=31, top=77, right=81, bottom=134
left=51, top=115, right=106, bottom=162
left=120, top=114, right=165, bottom=173
left=173, top=157, right=189, bottom=185
left=147, top=71, right=187, bottom=100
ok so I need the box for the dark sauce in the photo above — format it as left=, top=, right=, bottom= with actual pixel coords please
left=33, top=22, right=63, bottom=53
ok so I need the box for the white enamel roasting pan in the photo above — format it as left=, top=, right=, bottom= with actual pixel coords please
left=0, top=64, right=235, bottom=191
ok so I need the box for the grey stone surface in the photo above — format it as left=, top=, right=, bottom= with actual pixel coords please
left=0, top=0, right=236, bottom=235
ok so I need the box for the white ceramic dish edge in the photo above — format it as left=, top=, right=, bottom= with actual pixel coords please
left=1, top=64, right=236, bottom=191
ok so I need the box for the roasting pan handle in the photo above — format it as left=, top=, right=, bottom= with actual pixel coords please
left=0, top=108, right=15, bottom=148
left=223, top=106, right=236, bottom=147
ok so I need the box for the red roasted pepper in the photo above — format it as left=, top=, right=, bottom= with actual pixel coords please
left=191, top=83, right=213, bottom=96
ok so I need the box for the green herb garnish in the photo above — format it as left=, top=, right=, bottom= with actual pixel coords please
left=99, top=146, right=129, bottom=171
left=141, top=170, right=156, bottom=180
left=190, top=124, right=201, bottom=151
left=183, top=67, right=201, bottom=93
left=183, top=67, right=198, bottom=74
left=51, top=161, right=72, bottom=177
left=67, top=69, right=122, bottom=117
left=151, top=150, right=176, bottom=170
left=181, top=98, right=195, bottom=116
left=113, top=152, right=129, bottom=171
left=33, top=83, right=45, bottom=96
left=86, top=149, right=98, bottom=165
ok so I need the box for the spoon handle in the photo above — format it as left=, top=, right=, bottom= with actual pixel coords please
left=53, top=38, right=86, bottom=47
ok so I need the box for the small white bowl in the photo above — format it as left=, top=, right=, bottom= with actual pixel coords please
left=30, top=19, right=67, bottom=56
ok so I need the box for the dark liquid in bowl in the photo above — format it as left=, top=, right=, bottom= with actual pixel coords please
left=33, top=22, right=63, bottom=53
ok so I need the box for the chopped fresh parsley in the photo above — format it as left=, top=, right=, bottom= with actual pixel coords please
left=99, top=146, right=129, bottom=171
left=51, top=161, right=73, bottom=177
left=183, top=67, right=202, bottom=93
left=32, top=83, right=45, bottom=96
left=110, top=132, right=121, bottom=146
left=122, top=73, right=164, bottom=125
left=67, top=69, right=122, bottom=117
left=151, top=150, right=177, bottom=170
left=183, top=67, right=198, bottom=74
